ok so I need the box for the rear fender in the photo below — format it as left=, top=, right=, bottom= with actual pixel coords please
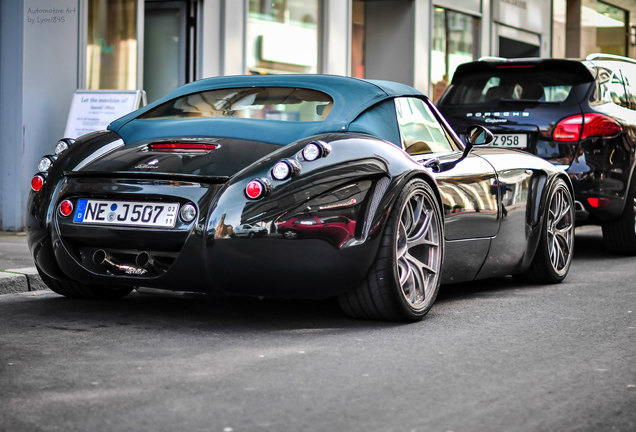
left=205, top=134, right=432, bottom=245
left=26, top=131, right=125, bottom=279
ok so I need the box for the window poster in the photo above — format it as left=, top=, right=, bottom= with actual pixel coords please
left=64, top=90, right=146, bottom=139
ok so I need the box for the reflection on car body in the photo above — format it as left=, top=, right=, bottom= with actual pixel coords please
left=276, top=215, right=356, bottom=248
left=232, top=223, right=268, bottom=238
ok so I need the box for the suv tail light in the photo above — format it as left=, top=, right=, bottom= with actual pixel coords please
left=553, top=113, right=622, bottom=142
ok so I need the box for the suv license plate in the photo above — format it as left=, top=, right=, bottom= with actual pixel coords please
left=73, top=199, right=180, bottom=228
left=491, top=134, right=527, bottom=148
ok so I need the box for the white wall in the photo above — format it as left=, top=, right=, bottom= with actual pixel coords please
left=322, top=0, right=350, bottom=76
left=0, top=0, right=79, bottom=230
left=0, top=0, right=25, bottom=230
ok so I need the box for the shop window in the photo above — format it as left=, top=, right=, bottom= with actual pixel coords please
left=431, top=8, right=480, bottom=103
left=247, top=0, right=320, bottom=74
left=143, top=1, right=198, bottom=103
left=595, top=1, right=627, bottom=56
left=87, top=0, right=137, bottom=90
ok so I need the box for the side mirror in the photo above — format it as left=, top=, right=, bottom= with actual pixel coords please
left=426, top=125, right=494, bottom=173
left=464, top=125, right=494, bottom=147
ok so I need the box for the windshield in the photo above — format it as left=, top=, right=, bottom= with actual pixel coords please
left=442, top=67, right=591, bottom=106
left=139, top=87, right=334, bottom=122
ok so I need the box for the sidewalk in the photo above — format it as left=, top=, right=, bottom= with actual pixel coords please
left=0, top=231, right=46, bottom=294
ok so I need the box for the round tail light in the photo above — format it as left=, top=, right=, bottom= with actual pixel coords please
left=245, top=179, right=271, bottom=200
left=245, top=180, right=265, bottom=200
left=59, top=200, right=74, bottom=217
left=38, top=156, right=53, bottom=173
left=271, top=159, right=300, bottom=181
left=54, top=141, right=69, bottom=155
left=302, top=141, right=331, bottom=161
left=179, top=203, right=197, bottom=222
left=31, top=175, right=45, bottom=192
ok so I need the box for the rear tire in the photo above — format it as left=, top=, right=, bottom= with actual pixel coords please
left=338, top=179, right=443, bottom=321
left=523, top=179, right=574, bottom=284
left=602, top=172, right=636, bottom=255
left=37, top=267, right=133, bottom=300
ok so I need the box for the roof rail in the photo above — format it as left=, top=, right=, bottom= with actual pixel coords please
left=585, top=53, right=636, bottom=65
left=478, top=56, right=507, bottom=62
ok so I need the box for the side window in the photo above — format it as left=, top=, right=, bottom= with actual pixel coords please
left=394, top=97, right=455, bottom=155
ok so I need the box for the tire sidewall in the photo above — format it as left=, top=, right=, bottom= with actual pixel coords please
left=389, top=179, right=444, bottom=319
left=541, top=179, right=574, bottom=281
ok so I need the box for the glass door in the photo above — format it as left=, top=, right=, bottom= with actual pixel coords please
left=143, top=0, right=197, bottom=103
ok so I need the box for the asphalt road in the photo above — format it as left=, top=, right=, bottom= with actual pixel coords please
left=0, top=227, right=634, bottom=432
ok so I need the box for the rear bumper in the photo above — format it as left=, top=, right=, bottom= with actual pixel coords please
left=29, top=173, right=385, bottom=299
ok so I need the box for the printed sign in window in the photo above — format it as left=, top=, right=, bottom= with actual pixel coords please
left=64, top=90, right=146, bottom=139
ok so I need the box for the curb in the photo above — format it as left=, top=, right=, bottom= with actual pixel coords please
left=0, top=267, right=47, bottom=295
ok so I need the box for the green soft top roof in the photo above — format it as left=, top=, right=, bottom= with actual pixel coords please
left=108, top=74, right=424, bottom=146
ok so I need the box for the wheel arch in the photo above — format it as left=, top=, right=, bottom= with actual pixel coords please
left=401, top=171, right=446, bottom=226
left=519, top=170, right=574, bottom=271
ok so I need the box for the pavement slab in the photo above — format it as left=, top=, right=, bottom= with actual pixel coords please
left=0, top=232, right=45, bottom=294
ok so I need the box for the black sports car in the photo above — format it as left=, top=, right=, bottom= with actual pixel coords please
left=27, top=74, right=575, bottom=321
left=436, top=54, right=636, bottom=255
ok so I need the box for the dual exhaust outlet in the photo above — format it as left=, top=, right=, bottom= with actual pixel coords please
left=92, top=249, right=167, bottom=276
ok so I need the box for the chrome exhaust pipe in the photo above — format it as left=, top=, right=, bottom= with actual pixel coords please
left=135, top=252, right=168, bottom=274
left=93, top=249, right=123, bottom=274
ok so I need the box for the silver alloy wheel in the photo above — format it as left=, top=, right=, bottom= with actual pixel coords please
left=547, top=187, right=574, bottom=273
left=395, top=188, right=442, bottom=310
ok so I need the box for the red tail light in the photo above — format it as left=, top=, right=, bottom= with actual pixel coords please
left=149, top=143, right=218, bottom=151
left=554, top=114, right=622, bottom=142
left=31, top=175, right=45, bottom=191
left=587, top=197, right=611, bottom=208
left=245, top=180, right=264, bottom=199
left=59, top=200, right=74, bottom=217
left=245, top=179, right=273, bottom=200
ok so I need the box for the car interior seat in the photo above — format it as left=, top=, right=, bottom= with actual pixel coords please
left=520, top=82, right=544, bottom=100
left=484, top=86, right=509, bottom=102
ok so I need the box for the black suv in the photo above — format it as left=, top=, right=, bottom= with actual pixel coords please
left=437, top=54, right=636, bottom=255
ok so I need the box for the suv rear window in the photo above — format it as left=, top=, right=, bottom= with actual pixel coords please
left=442, top=67, right=591, bottom=106
left=139, top=87, right=333, bottom=122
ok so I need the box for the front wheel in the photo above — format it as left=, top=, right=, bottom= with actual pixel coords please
left=602, top=172, right=636, bottom=255
left=523, top=179, right=574, bottom=284
left=338, top=179, right=444, bottom=321
left=37, top=267, right=134, bottom=300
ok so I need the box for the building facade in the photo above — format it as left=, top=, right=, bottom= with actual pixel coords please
left=1, top=0, right=636, bottom=230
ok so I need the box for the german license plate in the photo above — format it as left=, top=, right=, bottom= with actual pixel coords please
left=73, top=199, right=179, bottom=228
left=491, top=134, right=527, bottom=148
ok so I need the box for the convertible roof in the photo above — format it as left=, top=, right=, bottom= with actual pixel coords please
left=108, top=74, right=423, bottom=146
